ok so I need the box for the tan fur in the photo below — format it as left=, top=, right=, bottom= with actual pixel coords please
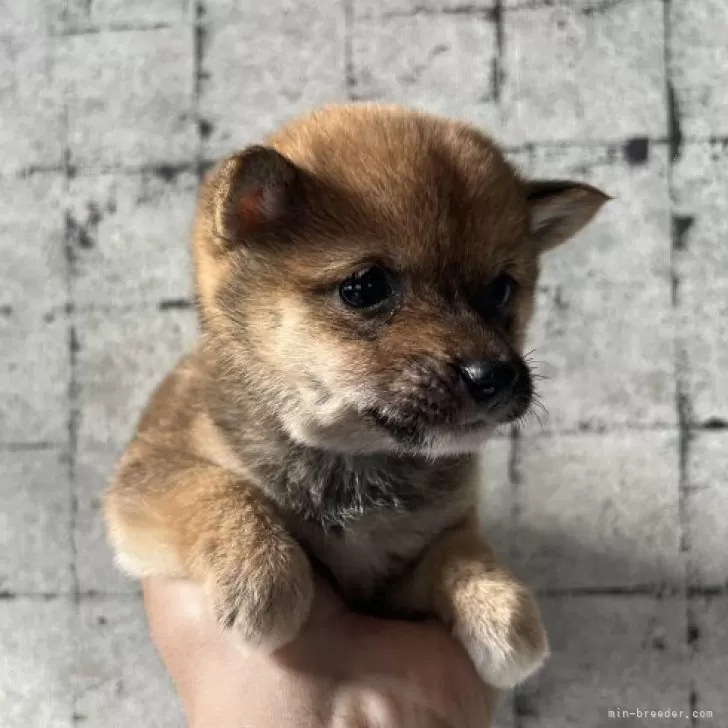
left=389, top=517, right=548, bottom=688
left=108, top=421, right=313, bottom=648
left=105, top=103, right=607, bottom=687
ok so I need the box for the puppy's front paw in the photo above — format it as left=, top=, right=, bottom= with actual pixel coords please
left=204, top=536, right=314, bottom=652
left=450, top=575, right=549, bottom=689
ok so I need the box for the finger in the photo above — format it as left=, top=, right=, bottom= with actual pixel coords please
left=142, top=573, right=348, bottom=672
left=142, top=577, right=254, bottom=682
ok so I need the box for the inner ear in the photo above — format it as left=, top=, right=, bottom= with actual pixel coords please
left=527, top=180, right=611, bottom=252
left=212, top=145, right=302, bottom=243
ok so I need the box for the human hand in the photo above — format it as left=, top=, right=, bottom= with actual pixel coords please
left=143, top=576, right=494, bottom=728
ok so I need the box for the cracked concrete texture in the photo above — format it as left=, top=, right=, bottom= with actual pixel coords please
left=1, top=1, right=726, bottom=726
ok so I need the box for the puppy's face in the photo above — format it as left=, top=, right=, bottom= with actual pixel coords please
left=196, top=106, right=608, bottom=456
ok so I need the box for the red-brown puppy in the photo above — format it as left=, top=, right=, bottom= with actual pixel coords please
left=105, top=104, right=608, bottom=688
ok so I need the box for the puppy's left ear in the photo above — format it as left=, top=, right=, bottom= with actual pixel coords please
left=527, top=181, right=611, bottom=253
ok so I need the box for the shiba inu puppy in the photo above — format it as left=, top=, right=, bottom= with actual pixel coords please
left=105, top=104, right=608, bottom=688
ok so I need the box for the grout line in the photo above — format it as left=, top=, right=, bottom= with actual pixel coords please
left=343, top=0, right=356, bottom=100
left=26, top=300, right=198, bottom=317
left=60, top=81, right=84, bottom=728
left=4, top=410, right=725, bottom=455
left=538, top=586, right=728, bottom=598
left=504, top=135, right=726, bottom=153
left=0, top=590, right=142, bottom=601
left=193, top=0, right=207, bottom=181
left=5, top=420, right=728, bottom=456
left=507, top=426, right=522, bottom=568
left=52, top=21, right=173, bottom=37
left=505, top=0, right=632, bottom=12
left=381, top=5, right=493, bottom=20
left=686, top=585, right=728, bottom=598
left=19, top=5, right=501, bottom=40
left=5, top=419, right=725, bottom=455
left=0, top=441, right=65, bottom=452
left=5, top=136, right=728, bottom=183
left=12, top=161, right=198, bottom=181
left=2, top=585, right=726, bottom=603
left=491, top=1, right=505, bottom=103
left=508, top=426, right=528, bottom=728
left=508, top=421, right=727, bottom=437
left=158, top=297, right=195, bottom=311
left=662, top=1, right=700, bottom=725
left=538, top=584, right=676, bottom=598
left=61, top=106, right=80, bottom=606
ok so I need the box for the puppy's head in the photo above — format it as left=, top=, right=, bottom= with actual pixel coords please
left=195, top=105, right=608, bottom=456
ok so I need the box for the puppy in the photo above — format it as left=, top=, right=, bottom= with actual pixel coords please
left=105, top=104, right=608, bottom=689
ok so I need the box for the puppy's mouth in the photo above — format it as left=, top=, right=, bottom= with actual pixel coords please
left=365, top=409, right=428, bottom=448
left=365, top=390, right=532, bottom=446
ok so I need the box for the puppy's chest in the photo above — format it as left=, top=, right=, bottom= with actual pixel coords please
left=291, top=504, right=463, bottom=605
left=259, top=446, right=466, bottom=529
left=254, top=446, right=475, bottom=602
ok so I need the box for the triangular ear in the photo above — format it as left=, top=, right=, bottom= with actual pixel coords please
left=212, top=146, right=302, bottom=243
left=527, top=180, right=611, bottom=252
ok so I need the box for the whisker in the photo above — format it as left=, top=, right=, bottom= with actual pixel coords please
left=530, top=374, right=550, bottom=382
left=531, top=400, right=549, bottom=418
left=493, top=424, right=511, bottom=438
left=524, top=393, right=549, bottom=431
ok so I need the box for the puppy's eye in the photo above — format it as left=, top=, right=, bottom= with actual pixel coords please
left=339, top=266, right=393, bottom=309
left=473, top=274, right=515, bottom=314
left=489, top=274, right=514, bottom=309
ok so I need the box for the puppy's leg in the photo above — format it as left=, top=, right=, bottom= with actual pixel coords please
left=105, top=442, right=313, bottom=650
left=390, top=520, right=548, bottom=689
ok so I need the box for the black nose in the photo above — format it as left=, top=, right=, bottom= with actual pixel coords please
left=460, top=361, right=518, bottom=404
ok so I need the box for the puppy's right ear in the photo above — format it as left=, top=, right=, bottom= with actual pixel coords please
left=526, top=180, right=610, bottom=253
left=211, top=146, right=302, bottom=244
